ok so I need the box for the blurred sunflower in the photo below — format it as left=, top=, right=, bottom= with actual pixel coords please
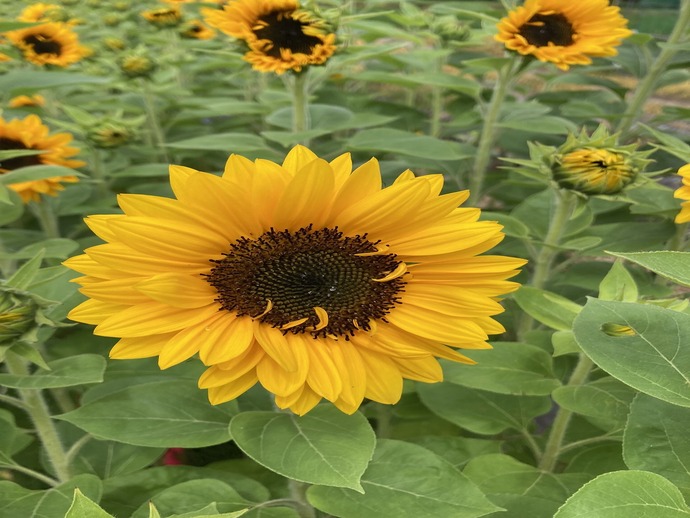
left=65, top=145, right=525, bottom=415
left=142, top=6, right=183, bottom=27
left=0, top=115, right=84, bottom=203
left=180, top=20, right=215, bottom=39
left=6, top=22, right=88, bottom=67
left=674, top=164, right=690, bottom=224
left=18, top=3, right=67, bottom=23
left=202, top=0, right=336, bottom=74
left=8, top=94, right=46, bottom=108
left=495, top=0, right=631, bottom=70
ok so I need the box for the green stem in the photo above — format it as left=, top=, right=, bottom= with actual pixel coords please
left=140, top=80, right=170, bottom=163
left=538, top=354, right=594, bottom=472
left=288, top=479, right=317, bottom=518
left=3, top=463, right=59, bottom=487
left=88, top=146, right=109, bottom=200
left=4, top=352, right=71, bottom=483
left=469, top=56, right=520, bottom=205
left=517, top=189, right=578, bottom=339
left=667, top=222, right=688, bottom=251
left=615, top=0, right=690, bottom=139
left=519, top=427, right=543, bottom=462
left=374, top=403, right=393, bottom=439
left=557, top=433, right=620, bottom=455
left=429, top=52, right=447, bottom=138
left=290, top=71, right=311, bottom=144
left=31, top=198, right=60, bottom=239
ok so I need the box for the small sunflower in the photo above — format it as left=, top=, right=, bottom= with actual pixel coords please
left=7, top=22, right=88, bottom=67
left=142, top=6, right=183, bottom=27
left=8, top=94, right=46, bottom=108
left=65, top=145, right=525, bottom=415
left=18, top=3, right=67, bottom=23
left=202, top=0, right=336, bottom=74
left=554, top=148, right=636, bottom=195
left=674, top=164, right=690, bottom=224
left=0, top=115, right=84, bottom=203
left=495, top=0, right=632, bottom=70
left=180, top=20, right=216, bottom=39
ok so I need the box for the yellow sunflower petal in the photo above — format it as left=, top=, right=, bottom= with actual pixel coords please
left=360, top=351, right=403, bottom=404
left=275, top=385, right=322, bottom=416
left=257, top=355, right=308, bottom=397
left=207, top=370, right=258, bottom=405
left=110, top=333, right=175, bottom=359
left=199, top=315, right=255, bottom=365
left=135, top=273, right=218, bottom=309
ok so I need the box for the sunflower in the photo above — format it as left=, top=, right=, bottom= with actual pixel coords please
left=65, top=145, right=525, bottom=415
left=8, top=94, right=46, bottom=108
left=18, top=3, right=67, bottom=23
left=141, top=6, right=183, bottom=27
left=202, top=0, right=336, bottom=74
left=674, top=164, right=690, bottom=224
left=180, top=20, right=215, bottom=40
left=495, top=0, right=632, bottom=70
left=0, top=115, right=84, bottom=203
left=554, top=148, right=636, bottom=195
left=6, top=22, right=88, bottom=67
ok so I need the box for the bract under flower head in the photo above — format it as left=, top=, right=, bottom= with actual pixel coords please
left=202, top=0, right=336, bottom=74
left=674, top=164, right=690, bottom=224
left=0, top=114, right=84, bottom=203
left=7, top=22, right=88, bottom=67
left=65, top=145, right=526, bottom=415
left=495, top=0, right=632, bottom=70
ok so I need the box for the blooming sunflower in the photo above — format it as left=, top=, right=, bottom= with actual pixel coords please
left=6, top=22, right=88, bottom=67
left=180, top=20, right=215, bottom=40
left=674, top=164, right=690, bottom=224
left=202, top=0, right=336, bottom=74
left=495, top=0, right=632, bottom=70
left=65, top=146, right=525, bottom=415
left=142, top=6, right=183, bottom=27
left=0, top=115, right=84, bottom=203
left=19, top=3, right=67, bottom=23
left=8, top=94, right=46, bottom=108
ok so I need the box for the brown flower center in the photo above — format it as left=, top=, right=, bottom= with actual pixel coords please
left=24, top=34, right=62, bottom=55
left=519, top=13, right=574, bottom=47
left=254, top=10, right=323, bottom=57
left=205, top=226, right=405, bottom=338
left=0, top=138, right=42, bottom=171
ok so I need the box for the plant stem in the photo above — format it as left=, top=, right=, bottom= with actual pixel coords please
left=31, top=198, right=60, bottom=239
left=4, top=352, right=71, bottom=483
left=374, top=403, right=393, bottom=439
left=538, top=354, right=594, bottom=472
left=140, top=79, right=170, bottom=163
left=288, top=479, right=317, bottom=518
left=3, top=463, right=59, bottom=487
left=429, top=52, right=447, bottom=138
left=616, top=0, right=690, bottom=139
left=469, top=56, right=520, bottom=205
left=517, top=188, right=578, bottom=339
left=290, top=71, right=311, bottom=145
left=667, top=222, right=688, bottom=251
left=88, top=146, right=109, bottom=200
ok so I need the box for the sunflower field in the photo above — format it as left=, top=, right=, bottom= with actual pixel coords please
left=1, top=0, right=690, bottom=516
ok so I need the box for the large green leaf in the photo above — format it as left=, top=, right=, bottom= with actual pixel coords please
left=307, top=439, right=500, bottom=518
left=417, top=383, right=552, bottom=435
left=464, top=454, right=590, bottom=518
left=230, top=406, right=375, bottom=491
left=554, top=471, right=690, bottom=517
left=57, top=380, right=235, bottom=447
left=347, top=128, right=473, bottom=160
left=0, top=354, right=106, bottom=389
left=512, top=286, right=583, bottom=331
left=166, top=133, right=272, bottom=153
left=0, top=474, right=102, bottom=517
left=66, top=489, right=114, bottom=518
left=442, top=342, right=561, bottom=396
left=624, top=394, right=690, bottom=500
left=0, top=164, right=84, bottom=185
left=573, top=298, right=690, bottom=407
left=608, top=251, right=690, bottom=288
left=71, top=439, right=165, bottom=479
left=0, top=70, right=109, bottom=92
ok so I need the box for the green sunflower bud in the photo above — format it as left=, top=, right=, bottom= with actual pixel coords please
left=0, top=285, right=56, bottom=345
left=430, top=15, right=470, bottom=45
left=119, top=52, right=156, bottom=78
left=102, top=14, right=123, bottom=27
left=103, top=37, right=126, bottom=51
left=87, top=122, right=135, bottom=149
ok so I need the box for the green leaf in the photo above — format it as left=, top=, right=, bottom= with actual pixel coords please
left=0, top=164, right=84, bottom=186
left=66, top=489, right=114, bottom=518
left=72, top=439, right=165, bottom=479
left=57, top=380, right=235, bottom=447
left=464, top=454, right=590, bottom=518
left=0, top=149, right=45, bottom=161
left=0, top=474, right=102, bottom=517
left=552, top=377, right=636, bottom=432
left=417, top=383, right=551, bottom=435
left=442, top=342, right=561, bottom=395
left=307, top=439, right=500, bottom=518
left=0, top=354, right=106, bottom=389
left=552, top=330, right=581, bottom=356
left=6, top=250, right=46, bottom=290
left=498, top=115, right=577, bottom=135
left=0, top=238, right=79, bottom=261
left=513, top=286, right=583, bottom=331
left=230, top=406, right=376, bottom=492
left=0, top=410, right=33, bottom=457
left=573, top=298, right=690, bottom=407
left=166, top=133, right=271, bottom=153
left=554, top=470, right=690, bottom=517
left=7, top=342, right=50, bottom=370
left=598, top=261, right=639, bottom=302
left=347, top=129, right=473, bottom=160
left=0, top=71, right=109, bottom=92
left=607, top=251, right=690, bottom=288
left=624, top=394, right=690, bottom=500
left=412, top=436, right=502, bottom=470
left=130, top=480, right=250, bottom=518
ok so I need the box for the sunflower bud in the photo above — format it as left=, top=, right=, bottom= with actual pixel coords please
left=103, top=36, right=126, bottom=51
left=430, top=15, right=470, bottom=45
left=119, top=52, right=156, bottom=78
left=103, top=14, right=123, bottom=27
left=0, top=284, right=58, bottom=345
left=142, top=6, right=182, bottom=28
left=87, top=122, right=136, bottom=148
left=179, top=20, right=215, bottom=40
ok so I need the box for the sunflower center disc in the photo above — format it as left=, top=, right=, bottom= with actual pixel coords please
left=520, top=13, right=574, bottom=47
left=206, top=226, right=405, bottom=338
left=0, top=138, right=42, bottom=170
left=24, top=34, right=62, bottom=55
left=254, top=11, right=323, bottom=57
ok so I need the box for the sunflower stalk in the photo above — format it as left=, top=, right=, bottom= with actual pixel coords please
left=31, top=198, right=61, bottom=239
left=538, top=354, right=594, bottom=472
left=88, top=146, right=110, bottom=200
left=288, top=479, right=317, bottom=518
left=289, top=71, right=312, bottom=145
left=3, top=351, right=72, bottom=483
left=469, top=55, right=521, bottom=205
left=140, top=79, right=170, bottom=163
left=615, top=0, right=690, bottom=139
left=429, top=54, right=447, bottom=138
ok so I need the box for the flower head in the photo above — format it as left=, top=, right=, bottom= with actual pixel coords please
left=7, top=22, right=88, bottom=67
left=19, top=3, right=68, bottom=23
left=674, top=164, right=690, bottom=224
left=142, top=6, right=183, bottom=27
left=203, top=0, right=336, bottom=74
left=65, top=146, right=525, bottom=415
left=180, top=20, right=216, bottom=40
left=9, top=94, right=46, bottom=108
left=495, top=0, right=632, bottom=70
left=0, top=114, right=84, bottom=203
